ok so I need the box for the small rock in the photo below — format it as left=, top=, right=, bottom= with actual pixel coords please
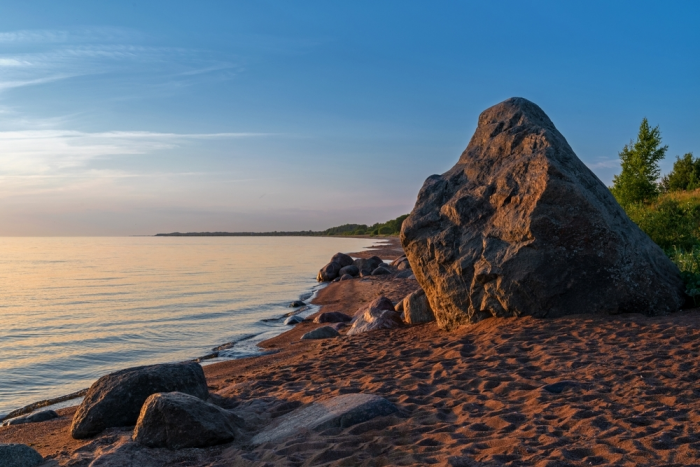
left=330, top=322, right=347, bottom=331
left=2, top=410, right=58, bottom=426
left=251, top=393, right=397, bottom=444
left=397, top=261, right=411, bottom=271
left=340, top=274, right=353, bottom=281
left=289, top=300, right=306, bottom=308
left=396, top=270, right=414, bottom=279
left=71, top=362, right=209, bottom=439
left=347, top=296, right=402, bottom=335
left=0, top=444, right=43, bottom=467
left=314, top=312, right=352, bottom=323
left=339, top=265, right=359, bottom=277
left=332, top=277, right=341, bottom=282
left=390, top=255, right=407, bottom=267
left=542, top=381, right=580, bottom=394
left=371, top=266, right=392, bottom=276
left=331, top=252, right=354, bottom=268
left=403, top=289, right=435, bottom=324
left=284, top=315, right=304, bottom=325
left=317, top=262, right=342, bottom=282
left=301, top=326, right=340, bottom=340
left=133, top=392, right=237, bottom=449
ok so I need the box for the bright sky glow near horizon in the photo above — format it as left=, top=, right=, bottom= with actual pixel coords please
left=0, top=1, right=698, bottom=236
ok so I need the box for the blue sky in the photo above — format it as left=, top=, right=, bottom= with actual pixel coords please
left=0, top=1, right=698, bottom=235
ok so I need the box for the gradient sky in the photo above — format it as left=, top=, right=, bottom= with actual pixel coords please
left=0, top=1, right=698, bottom=235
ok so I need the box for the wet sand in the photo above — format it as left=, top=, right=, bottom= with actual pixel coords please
left=4, top=242, right=700, bottom=465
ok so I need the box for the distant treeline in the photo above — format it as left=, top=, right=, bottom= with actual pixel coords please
left=156, top=214, right=410, bottom=237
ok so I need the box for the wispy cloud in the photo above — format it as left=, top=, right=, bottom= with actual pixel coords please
left=587, top=158, right=619, bottom=169
left=0, top=130, right=270, bottom=175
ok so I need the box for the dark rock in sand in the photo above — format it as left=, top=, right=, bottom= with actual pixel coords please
left=354, top=256, right=383, bottom=275
left=0, top=444, right=43, bottom=467
left=301, top=326, right=340, bottom=340
left=133, top=392, right=237, bottom=449
left=347, top=296, right=402, bottom=336
left=289, top=300, right=306, bottom=308
left=401, top=97, right=685, bottom=330
left=314, top=311, right=352, bottom=323
left=330, top=322, right=347, bottom=331
left=2, top=409, right=58, bottom=426
left=403, top=289, right=435, bottom=325
left=542, top=381, right=581, bottom=394
left=284, top=315, right=304, bottom=325
left=371, top=266, right=392, bottom=276
left=339, top=265, right=359, bottom=277
left=70, top=362, right=209, bottom=439
left=331, top=252, right=354, bottom=268
left=396, top=270, right=415, bottom=279
left=340, top=273, right=353, bottom=281
left=251, top=393, right=397, bottom=444
left=317, top=261, right=342, bottom=282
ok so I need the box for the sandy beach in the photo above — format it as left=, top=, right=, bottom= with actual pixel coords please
left=3, top=238, right=700, bottom=466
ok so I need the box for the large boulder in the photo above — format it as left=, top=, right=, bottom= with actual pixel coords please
left=133, top=392, right=238, bottom=449
left=317, top=262, right=342, bottom=282
left=0, top=444, right=43, bottom=467
left=71, top=362, right=209, bottom=439
left=331, top=252, right=354, bottom=268
left=347, top=296, right=402, bottom=335
left=403, top=289, right=435, bottom=324
left=401, top=97, right=685, bottom=330
left=251, top=394, right=397, bottom=445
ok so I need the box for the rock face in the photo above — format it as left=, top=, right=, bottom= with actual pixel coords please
left=0, top=444, right=43, bottom=467
left=2, top=410, right=58, bottom=426
left=347, top=297, right=402, bottom=336
left=133, top=392, right=237, bottom=449
left=314, top=311, right=352, bottom=323
left=71, top=362, right=209, bottom=439
left=301, top=326, right=340, bottom=340
left=401, top=97, right=685, bottom=330
left=251, top=394, right=397, bottom=445
left=403, top=289, right=435, bottom=325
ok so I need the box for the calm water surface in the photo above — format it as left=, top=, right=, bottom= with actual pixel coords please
left=0, top=236, right=376, bottom=417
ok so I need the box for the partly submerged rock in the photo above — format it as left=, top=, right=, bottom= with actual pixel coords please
left=301, top=326, right=340, bottom=340
left=347, top=296, right=402, bottom=336
left=251, top=393, right=397, bottom=444
left=403, top=289, right=435, bottom=325
left=133, top=392, right=237, bottom=449
left=284, top=315, right=304, bottom=325
left=289, top=300, right=306, bottom=308
left=314, top=311, right=352, bottom=323
left=71, top=362, right=209, bottom=439
left=2, top=409, right=58, bottom=426
left=401, top=97, right=685, bottom=330
left=0, top=444, right=43, bottom=467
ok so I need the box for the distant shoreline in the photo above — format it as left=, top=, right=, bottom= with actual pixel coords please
left=154, top=232, right=398, bottom=238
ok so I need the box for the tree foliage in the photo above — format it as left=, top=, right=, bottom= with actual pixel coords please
left=661, top=153, right=700, bottom=192
left=610, top=118, right=668, bottom=206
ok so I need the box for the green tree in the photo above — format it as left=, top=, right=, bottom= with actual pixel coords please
left=661, top=153, right=699, bottom=192
left=610, top=118, right=668, bottom=206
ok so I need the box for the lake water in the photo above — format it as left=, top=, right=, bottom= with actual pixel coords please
left=0, top=236, right=377, bottom=418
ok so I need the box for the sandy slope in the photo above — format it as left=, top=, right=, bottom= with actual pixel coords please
left=4, top=246, right=700, bottom=465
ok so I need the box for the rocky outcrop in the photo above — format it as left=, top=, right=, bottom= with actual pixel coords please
left=317, top=261, right=342, bottom=282
left=1, top=410, right=58, bottom=426
left=0, top=444, right=43, bottom=467
left=314, top=311, right=352, bottom=323
left=71, top=362, right=209, bottom=439
left=403, top=289, right=435, bottom=324
left=251, top=394, right=397, bottom=445
left=401, top=97, right=685, bottom=330
left=347, top=297, right=402, bottom=335
left=133, top=392, right=238, bottom=449
left=301, top=326, right=340, bottom=340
